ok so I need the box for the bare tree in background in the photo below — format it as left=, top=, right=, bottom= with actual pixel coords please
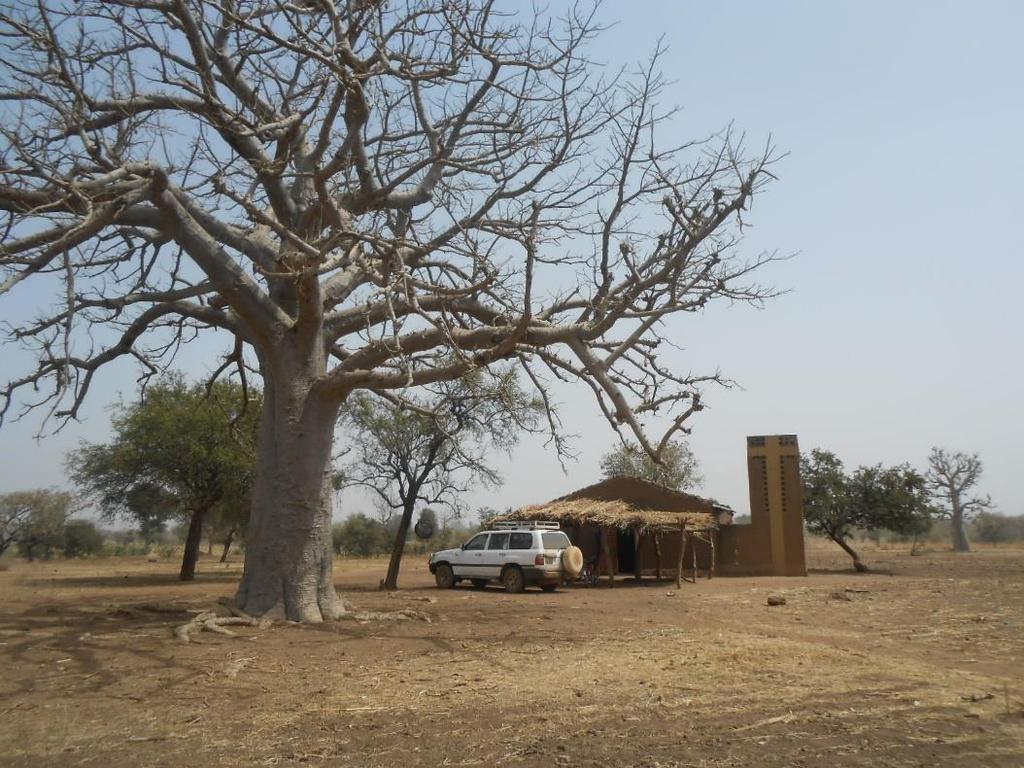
left=0, top=1, right=780, bottom=621
left=0, top=492, right=37, bottom=557
left=338, top=367, right=537, bottom=589
left=926, top=448, right=992, bottom=553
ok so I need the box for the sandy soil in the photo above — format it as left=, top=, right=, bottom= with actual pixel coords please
left=1, top=540, right=1022, bottom=767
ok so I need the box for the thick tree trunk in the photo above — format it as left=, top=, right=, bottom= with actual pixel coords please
left=831, top=534, right=869, bottom=573
left=180, top=507, right=207, bottom=581
left=220, top=527, right=236, bottom=563
left=951, top=496, right=970, bottom=552
left=234, top=364, right=349, bottom=622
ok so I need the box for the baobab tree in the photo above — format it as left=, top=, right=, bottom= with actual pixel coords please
left=926, top=448, right=992, bottom=553
left=0, top=1, right=780, bottom=621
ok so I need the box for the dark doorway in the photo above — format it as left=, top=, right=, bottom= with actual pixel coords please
left=616, top=528, right=635, bottom=574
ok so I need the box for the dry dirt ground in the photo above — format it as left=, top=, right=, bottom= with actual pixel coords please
left=1, top=540, right=1022, bottom=767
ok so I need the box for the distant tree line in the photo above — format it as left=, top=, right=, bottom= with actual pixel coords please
left=331, top=507, right=498, bottom=561
left=0, top=489, right=103, bottom=560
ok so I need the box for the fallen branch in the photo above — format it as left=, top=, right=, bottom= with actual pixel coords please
left=732, top=712, right=794, bottom=732
left=224, top=656, right=256, bottom=678
left=339, top=609, right=432, bottom=624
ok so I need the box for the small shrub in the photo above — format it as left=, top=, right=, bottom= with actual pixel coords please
left=63, top=520, right=104, bottom=558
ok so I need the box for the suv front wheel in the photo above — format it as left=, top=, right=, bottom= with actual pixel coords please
left=501, top=565, right=526, bottom=594
left=434, top=563, right=455, bottom=589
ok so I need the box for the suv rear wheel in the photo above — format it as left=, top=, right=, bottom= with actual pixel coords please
left=501, top=566, right=526, bottom=594
left=434, top=563, right=455, bottom=589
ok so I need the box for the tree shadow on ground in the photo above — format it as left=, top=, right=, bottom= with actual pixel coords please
left=23, top=571, right=241, bottom=589
left=808, top=567, right=895, bottom=576
left=0, top=601, right=208, bottom=698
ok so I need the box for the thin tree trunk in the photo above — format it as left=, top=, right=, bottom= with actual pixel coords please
left=180, top=507, right=207, bottom=581
left=220, top=526, right=236, bottom=563
left=382, top=498, right=417, bottom=590
left=831, top=533, right=869, bottom=573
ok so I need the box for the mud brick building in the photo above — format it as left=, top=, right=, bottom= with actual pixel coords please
left=504, top=434, right=807, bottom=581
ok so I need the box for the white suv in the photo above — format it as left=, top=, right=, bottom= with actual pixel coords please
left=428, top=521, right=583, bottom=593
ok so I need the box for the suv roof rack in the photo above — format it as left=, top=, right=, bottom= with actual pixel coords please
left=489, top=520, right=560, bottom=530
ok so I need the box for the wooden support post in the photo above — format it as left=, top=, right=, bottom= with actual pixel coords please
left=634, top=528, right=642, bottom=582
left=602, top=528, right=614, bottom=588
left=708, top=532, right=716, bottom=580
left=675, top=526, right=685, bottom=589
left=654, top=533, right=662, bottom=581
left=691, top=534, right=698, bottom=583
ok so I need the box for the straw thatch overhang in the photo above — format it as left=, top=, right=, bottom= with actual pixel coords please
left=497, top=477, right=722, bottom=587
left=502, top=498, right=715, bottom=533
left=498, top=477, right=719, bottom=534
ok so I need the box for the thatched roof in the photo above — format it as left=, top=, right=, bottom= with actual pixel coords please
left=499, top=477, right=718, bottom=533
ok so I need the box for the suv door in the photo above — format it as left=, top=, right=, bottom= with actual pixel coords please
left=454, top=533, right=489, bottom=578
left=508, top=531, right=534, bottom=571
left=485, top=532, right=510, bottom=578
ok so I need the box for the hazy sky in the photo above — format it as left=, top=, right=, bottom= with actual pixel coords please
left=1, top=1, right=1021, bottom=519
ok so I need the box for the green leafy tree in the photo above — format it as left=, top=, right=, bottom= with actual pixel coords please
left=62, top=520, right=104, bottom=558
left=69, top=377, right=260, bottom=580
left=600, top=440, right=703, bottom=490
left=339, top=368, right=539, bottom=589
left=0, top=489, right=73, bottom=561
left=332, top=515, right=391, bottom=558
left=124, top=483, right=178, bottom=548
left=208, top=490, right=252, bottom=562
left=925, top=448, right=992, bottom=553
left=801, top=449, right=932, bottom=572
left=970, top=511, right=1023, bottom=545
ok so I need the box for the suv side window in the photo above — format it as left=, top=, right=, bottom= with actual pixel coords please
left=487, top=532, right=510, bottom=550
left=508, top=532, right=533, bottom=550
left=464, top=534, right=488, bottom=551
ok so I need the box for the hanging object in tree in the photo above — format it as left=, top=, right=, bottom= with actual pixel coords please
left=414, top=508, right=438, bottom=540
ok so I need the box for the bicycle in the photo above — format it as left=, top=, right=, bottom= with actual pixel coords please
left=577, top=556, right=601, bottom=587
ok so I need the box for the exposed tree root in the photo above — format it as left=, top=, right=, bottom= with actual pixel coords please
left=174, top=609, right=271, bottom=643
left=173, top=601, right=429, bottom=639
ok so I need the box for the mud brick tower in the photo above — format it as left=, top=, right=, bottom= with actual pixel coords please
left=718, top=434, right=807, bottom=576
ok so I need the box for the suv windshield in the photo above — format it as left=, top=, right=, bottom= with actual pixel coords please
left=541, top=531, right=571, bottom=550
